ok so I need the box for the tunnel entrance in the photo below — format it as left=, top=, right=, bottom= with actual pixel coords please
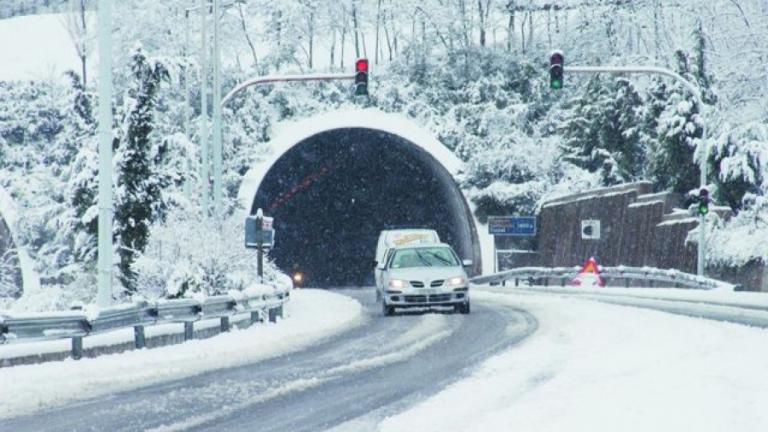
left=251, top=127, right=479, bottom=288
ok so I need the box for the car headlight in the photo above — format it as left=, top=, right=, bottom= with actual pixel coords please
left=447, top=276, right=467, bottom=287
left=389, top=279, right=408, bottom=289
left=293, top=272, right=304, bottom=283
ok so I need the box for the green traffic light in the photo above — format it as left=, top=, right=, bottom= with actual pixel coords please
left=698, top=204, right=709, bottom=215
left=550, top=79, right=562, bottom=90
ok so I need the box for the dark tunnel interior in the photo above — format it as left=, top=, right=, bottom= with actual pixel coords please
left=252, top=128, right=479, bottom=288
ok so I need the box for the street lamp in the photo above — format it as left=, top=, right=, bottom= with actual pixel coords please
left=184, top=0, right=244, bottom=217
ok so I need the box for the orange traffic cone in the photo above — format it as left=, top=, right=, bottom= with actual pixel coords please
left=570, top=257, right=605, bottom=287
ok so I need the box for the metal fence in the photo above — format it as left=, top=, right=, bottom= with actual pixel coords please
left=0, top=287, right=289, bottom=360
left=471, top=266, right=733, bottom=290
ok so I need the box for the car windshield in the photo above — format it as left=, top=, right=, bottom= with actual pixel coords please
left=390, top=247, right=459, bottom=268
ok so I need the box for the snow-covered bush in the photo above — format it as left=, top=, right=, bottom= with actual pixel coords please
left=707, top=121, right=768, bottom=267
left=708, top=193, right=768, bottom=267
left=132, top=206, right=288, bottom=300
left=0, top=247, right=21, bottom=302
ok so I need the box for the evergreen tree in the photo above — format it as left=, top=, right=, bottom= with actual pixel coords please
left=114, top=45, right=169, bottom=292
left=647, top=50, right=703, bottom=195
left=560, top=76, right=645, bottom=185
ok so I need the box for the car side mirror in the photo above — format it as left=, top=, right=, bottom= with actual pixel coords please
left=462, top=259, right=473, bottom=267
left=373, top=260, right=378, bottom=268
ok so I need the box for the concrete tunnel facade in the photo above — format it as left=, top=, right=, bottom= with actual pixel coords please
left=238, top=110, right=487, bottom=288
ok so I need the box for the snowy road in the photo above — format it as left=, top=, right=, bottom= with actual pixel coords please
left=503, top=285, right=768, bottom=328
left=1, top=289, right=537, bottom=432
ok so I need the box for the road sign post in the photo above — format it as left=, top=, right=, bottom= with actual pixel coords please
left=488, top=216, right=537, bottom=273
left=246, top=209, right=275, bottom=282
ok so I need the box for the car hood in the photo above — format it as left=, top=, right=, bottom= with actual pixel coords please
left=387, top=267, right=467, bottom=282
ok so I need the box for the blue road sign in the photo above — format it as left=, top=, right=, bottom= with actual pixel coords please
left=488, top=216, right=536, bottom=236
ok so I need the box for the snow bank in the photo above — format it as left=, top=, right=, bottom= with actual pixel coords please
left=513, top=284, right=768, bottom=307
left=380, top=291, right=768, bottom=432
left=0, top=289, right=364, bottom=419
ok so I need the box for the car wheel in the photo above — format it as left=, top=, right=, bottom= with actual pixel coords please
left=458, top=302, right=470, bottom=315
left=382, top=301, right=395, bottom=317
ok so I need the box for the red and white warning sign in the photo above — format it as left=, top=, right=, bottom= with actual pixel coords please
left=570, top=256, right=605, bottom=287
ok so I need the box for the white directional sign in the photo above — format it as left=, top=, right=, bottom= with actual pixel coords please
left=581, top=220, right=601, bottom=240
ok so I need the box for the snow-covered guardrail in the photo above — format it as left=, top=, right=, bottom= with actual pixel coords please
left=471, top=266, right=734, bottom=291
left=0, top=286, right=289, bottom=361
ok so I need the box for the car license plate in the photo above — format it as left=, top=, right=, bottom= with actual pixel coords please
left=423, top=289, right=438, bottom=295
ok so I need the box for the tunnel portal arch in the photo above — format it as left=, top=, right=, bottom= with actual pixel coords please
left=238, top=110, right=485, bottom=287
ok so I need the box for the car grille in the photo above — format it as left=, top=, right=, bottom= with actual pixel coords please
left=428, top=294, right=452, bottom=302
left=409, top=281, right=425, bottom=288
left=404, top=295, right=427, bottom=303
left=430, top=280, right=444, bottom=287
left=403, top=294, right=452, bottom=303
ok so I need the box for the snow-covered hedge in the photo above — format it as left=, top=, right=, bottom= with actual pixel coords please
left=132, top=206, right=290, bottom=301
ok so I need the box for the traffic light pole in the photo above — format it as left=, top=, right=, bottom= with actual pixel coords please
left=564, top=65, right=708, bottom=276
left=220, top=73, right=357, bottom=108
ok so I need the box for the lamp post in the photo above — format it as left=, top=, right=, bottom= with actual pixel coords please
left=199, top=0, right=210, bottom=215
left=183, top=9, right=192, bottom=201
left=212, top=0, right=223, bottom=217
left=96, top=0, right=113, bottom=307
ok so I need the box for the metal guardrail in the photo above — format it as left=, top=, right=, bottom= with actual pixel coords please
left=0, top=287, right=290, bottom=360
left=471, top=266, right=733, bottom=290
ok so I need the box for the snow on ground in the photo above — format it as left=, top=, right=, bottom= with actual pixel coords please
left=379, top=290, right=768, bottom=432
left=0, top=289, right=363, bottom=419
left=0, top=13, right=90, bottom=82
left=510, top=283, right=768, bottom=308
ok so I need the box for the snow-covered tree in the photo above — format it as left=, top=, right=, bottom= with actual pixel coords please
left=0, top=247, right=21, bottom=301
left=114, top=45, right=169, bottom=293
left=646, top=50, right=705, bottom=195
left=561, top=76, right=645, bottom=185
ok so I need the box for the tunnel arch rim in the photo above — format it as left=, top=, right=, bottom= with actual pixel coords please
left=237, top=109, right=463, bottom=214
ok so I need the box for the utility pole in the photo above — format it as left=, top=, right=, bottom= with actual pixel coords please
left=183, top=9, right=192, bottom=201
left=561, top=63, right=709, bottom=276
left=96, top=0, right=113, bottom=307
left=212, top=0, right=223, bottom=216
left=199, top=0, right=210, bottom=216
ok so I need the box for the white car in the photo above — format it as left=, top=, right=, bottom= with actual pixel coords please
left=374, top=229, right=440, bottom=290
left=376, top=243, right=471, bottom=316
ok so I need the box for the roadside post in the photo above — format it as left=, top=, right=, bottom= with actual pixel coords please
left=488, top=216, right=537, bottom=273
left=245, top=208, right=275, bottom=282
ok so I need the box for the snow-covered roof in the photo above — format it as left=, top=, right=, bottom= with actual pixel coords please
left=237, top=109, right=463, bottom=213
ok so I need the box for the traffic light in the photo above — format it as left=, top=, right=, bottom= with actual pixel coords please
left=698, top=188, right=710, bottom=216
left=355, top=58, right=368, bottom=96
left=550, top=51, right=564, bottom=89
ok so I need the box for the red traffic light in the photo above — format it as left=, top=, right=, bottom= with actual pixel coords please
left=550, top=52, right=563, bottom=66
left=354, top=58, right=369, bottom=96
